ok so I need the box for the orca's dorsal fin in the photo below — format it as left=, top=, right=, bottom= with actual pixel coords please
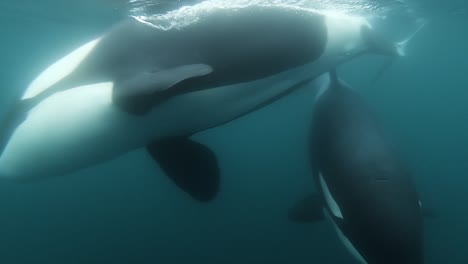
left=329, top=68, right=344, bottom=90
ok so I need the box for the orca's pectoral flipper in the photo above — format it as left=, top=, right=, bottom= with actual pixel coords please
left=420, top=203, right=438, bottom=219
left=113, top=63, right=213, bottom=115
left=288, top=193, right=325, bottom=223
left=422, top=207, right=438, bottom=219
left=147, top=137, right=220, bottom=202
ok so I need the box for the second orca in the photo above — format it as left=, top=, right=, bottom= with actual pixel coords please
left=290, top=71, right=427, bottom=264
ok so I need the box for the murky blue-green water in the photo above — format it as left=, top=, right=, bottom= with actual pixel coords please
left=0, top=0, right=467, bottom=263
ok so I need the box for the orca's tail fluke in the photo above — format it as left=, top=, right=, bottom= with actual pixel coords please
left=367, top=19, right=427, bottom=84
left=395, top=19, right=428, bottom=57
left=362, top=19, right=427, bottom=58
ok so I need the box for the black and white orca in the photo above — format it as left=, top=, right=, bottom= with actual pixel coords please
left=290, top=71, right=427, bottom=264
left=0, top=5, right=409, bottom=201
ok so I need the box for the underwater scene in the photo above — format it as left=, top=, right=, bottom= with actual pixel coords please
left=0, top=0, right=467, bottom=263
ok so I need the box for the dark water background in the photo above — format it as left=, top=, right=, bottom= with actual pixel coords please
left=0, top=0, right=467, bottom=263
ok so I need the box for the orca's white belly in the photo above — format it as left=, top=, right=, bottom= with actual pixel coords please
left=0, top=82, right=142, bottom=179
left=0, top=65, right=320, bottom=180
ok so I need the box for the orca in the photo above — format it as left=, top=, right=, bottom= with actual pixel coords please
left=0, top=5, right=408, bottom=201
left=290, top=71, right=426, bottom=264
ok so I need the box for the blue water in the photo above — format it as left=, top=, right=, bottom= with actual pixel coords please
left=0, top=0, right=467, bottom=263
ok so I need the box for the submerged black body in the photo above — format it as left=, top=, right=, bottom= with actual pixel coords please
left=310, top=72, right=423, bottom=264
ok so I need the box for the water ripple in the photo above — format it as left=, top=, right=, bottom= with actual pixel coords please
left=123, top=0, right=420, bottom=30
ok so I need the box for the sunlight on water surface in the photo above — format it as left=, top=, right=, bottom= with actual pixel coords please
left=124, top=0, right=418, bottom=30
